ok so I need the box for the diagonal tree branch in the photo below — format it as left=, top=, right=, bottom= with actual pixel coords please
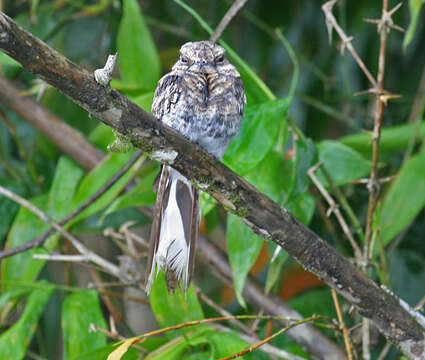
left=0, top=75, right=345, bottom=360
left=0, top=11, right=424, bottom=357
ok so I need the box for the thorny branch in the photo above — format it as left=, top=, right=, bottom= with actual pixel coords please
left=0, top=10, right=424, bottom=358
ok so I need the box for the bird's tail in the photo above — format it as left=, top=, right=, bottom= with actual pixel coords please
left=146, top=166, right=199, bottom=294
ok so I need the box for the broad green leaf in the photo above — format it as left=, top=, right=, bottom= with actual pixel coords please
left=340, top=121, right=425, bottom=158
left=403, top=0, right=425, bottom=50
left=379, top=146, right=425, bottom=245
left=0, top=178, right=25, bottom=244
left=209, top=331, right=267, bottom=360
left=146, top=329, right=213, bottom=360
left=286, top=138, right=317, bottom=201
left=117, top=0, right=160, bottom=90
left=0, top=52, right=20, bottom=68
left=149, top=272, right=205, bottom=337
left=0, top=287, right=31, bottom=310
left=245, top=151, right=288, bottom=203
left=132, top=91, right=155, bottom=112
left=226, top=214, right=263, bottom=308
left=0, top=281, right=53, bottom=360
left=70, top=152, right=136, bottom=223
left=2, top=157, right=83, bottom=285
left=286, top=191, right=315, bottom=226
left=223, top=98, right=289, bottom=174
left=88, top=123, right=115, bottom=151
left=1, top=195, right=49, bottom=285
left=317, top=140, right=370, bottom=185
left=102, top=168, right=157, bottom=217
left=62, top=290, right=107, bottom=360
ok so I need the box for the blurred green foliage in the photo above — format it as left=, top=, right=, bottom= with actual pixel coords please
left=0, top=0, right=424, bottom=359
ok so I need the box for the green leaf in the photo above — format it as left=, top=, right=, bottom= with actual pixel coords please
left=318, top=140, right=370, bottom=185
left=0, top=52, right=20, bottom=68
left=403, top=0, right=425, bottom=50
left=379, top=146, right=425, bottom=245
left=70, top=152, right=136, bottom=224
left=223, top=98, right=289, bottom=175
left=340, top=121, right=425, bottom=158
left=132, top=91, right=155, bottom=112
left=226, top=214, right=263, bottom=308
left=209, top=331, right=267, bottom=360
left=0, top=179, right=25, bottom=244
left=0, top=287, right=31, bottom=310
left=62, top=290, right=107, bottom=360
left=1, top=157, right=83, bottom=285
left=0, top=281, right=53, bottom=360
left=286, top=191, right=316, bottom=226
left=102, top=167, right=157, bottom=217
left=286, top=138, right=317, bottom=201
left=117, top=0, right=160, bottom=90
left=88, top=123, right=114, bottom=152
left=245, top=151, right=288, bottom=203
left=149, top=272, right=205, bottom=337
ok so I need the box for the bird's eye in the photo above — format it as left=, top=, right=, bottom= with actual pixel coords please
left=180, top=56, right=189, bottom=63
left=215, top=55, right=225, bottom=64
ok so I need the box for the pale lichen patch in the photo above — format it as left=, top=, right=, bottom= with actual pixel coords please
left=102, top=107, right=123, bottom=126
left=151, top=149, right=178, bottom=164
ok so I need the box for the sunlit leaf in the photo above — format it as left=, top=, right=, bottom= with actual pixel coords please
left=62, top=290, right=107, bottom=360
left=117, top=0, right=160, bottom=90
left=106, top=337, right=138, bottom=360
left=226, top=214, right=263, bottom=308
left=223, top=98, right=289, bottom=175
left=317, top=140, right=370, bottom=185
left=1, top=157, right=83, bottom=285
left=0, top=281, right=53, bottom=360
left=70, top=153, right=136, bottom=223
left=379, top=146, right=425, bottom=245
left=149, top=272, right=205, bottom=337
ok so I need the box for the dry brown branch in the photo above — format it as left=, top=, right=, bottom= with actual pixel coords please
left=1, top=11, right=424, bottom=357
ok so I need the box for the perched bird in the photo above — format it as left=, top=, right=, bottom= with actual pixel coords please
left=146, top=41, right=246, bottom=293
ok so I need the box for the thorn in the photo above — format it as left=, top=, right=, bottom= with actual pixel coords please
left=339, top=36, right=353, bottom=55
left=364, top=2, right=403, bottom=35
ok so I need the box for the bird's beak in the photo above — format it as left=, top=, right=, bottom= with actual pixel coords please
left=190, top=61, right=215, bottom=74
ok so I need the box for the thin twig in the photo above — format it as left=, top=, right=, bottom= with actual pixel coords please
left=308, top=163, right=362, bottom=260
left=0, top=185, right=132, bottom=282
left=196, top=287, right=257, bottom=338
left=331, top=289, right=354, bottom=360
left=210, top=0, right=248, bottom=43
left=322, top=0, right=377, bottom=88
left=364, top=0, right=394, bottom=264
left=217, top=316, right=320, bottom=360
left=0, top=150, right=144, bottom=260
left=211, top=323, right=306, bottom=360
left=321, top=166, right=364, bottom=241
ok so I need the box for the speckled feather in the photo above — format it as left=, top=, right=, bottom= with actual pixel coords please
left=146, top=41, right=246, bottom=293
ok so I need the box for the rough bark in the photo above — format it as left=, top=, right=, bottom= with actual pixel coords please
left=0, top=75, right=346, bottom=360
left=0, top=11, right=424, bottom=357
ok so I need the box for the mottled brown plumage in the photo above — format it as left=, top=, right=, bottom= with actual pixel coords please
left=146, top=41, right=246, bottom=293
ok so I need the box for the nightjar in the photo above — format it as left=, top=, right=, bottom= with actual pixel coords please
left=146, top=41, right=246, bottom=293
